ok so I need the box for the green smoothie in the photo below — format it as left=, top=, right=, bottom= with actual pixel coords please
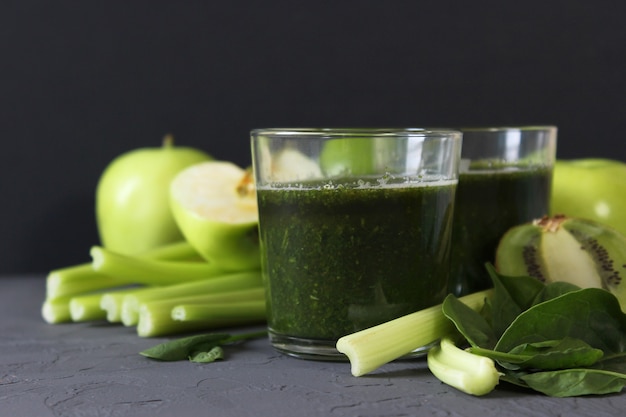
left=257, top=179, right=456, bottom=343
left=449, top=166, right=552, bottom=295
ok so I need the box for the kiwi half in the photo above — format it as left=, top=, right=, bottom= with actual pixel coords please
left=495, top=215, right=626, bottom=311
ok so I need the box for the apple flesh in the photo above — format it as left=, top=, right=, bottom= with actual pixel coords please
left=551, top=158, right=626, bottom=236
left=169, top=161, right=261, bottom=272
left=96, top=136, right=212, bottom=255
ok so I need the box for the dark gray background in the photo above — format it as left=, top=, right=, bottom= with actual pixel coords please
left=2, top=1, right=625, bottom=273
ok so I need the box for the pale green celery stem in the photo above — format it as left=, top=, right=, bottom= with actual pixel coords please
left=47, top=264, right=129, bottom=300
left=136, top=287, right=266, bottom=337
left=42, top=297, right=72, bottom=324
left=426, top=336, right=501, bottom=396
left=336, top=289, right=493, bottom=377
left=172, top=300, right=266, bottom=321
left=90, top=246, right=253, bottom=285
left=100, top=287, right=147, bottom=322
left=121, top=272, right=263, bottom=327
left=46, top=241, right=199, bottom=299
left=69, top=293, right=107, bottom=322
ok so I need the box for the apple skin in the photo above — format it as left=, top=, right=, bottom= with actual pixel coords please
left=319, top=138, right=376, bottom=176
left=96, top=137, right=212, bottom=255
left=550, top=158, right=626, bottom=236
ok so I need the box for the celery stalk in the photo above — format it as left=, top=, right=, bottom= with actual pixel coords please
left=336, top=289, right=492, bottom=377
left=69, top=293, right=107, bottom=322
left=100, top=287, right=147, bottom=323
left=42, top=297, right=72, bottom=324
left=121, top=272, right=263, bottom=327
left=171, top=300, right=266, bottom=321
left=427, top=336, right=501, bottom=396
left=46, top=264, right=128, bottom=300
left=90, top=246, right=242, bottom=285
left=46, top=241, right=199, bottom=300
left=136, top=287, right=266, bottom=337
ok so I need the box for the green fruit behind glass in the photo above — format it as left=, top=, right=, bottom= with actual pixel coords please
left=551, top=159, right=626, bottom=236
left=96, top=136, right=212, bottom=255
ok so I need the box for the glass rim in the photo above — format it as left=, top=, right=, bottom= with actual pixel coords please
left=455, top=125, right=557, bottom=133
left=250, top=127, right=462, bottom=138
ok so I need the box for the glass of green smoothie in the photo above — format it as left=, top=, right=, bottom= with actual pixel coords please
left=449, top=126, right=557, bottom=296
left=250, top=128, right=463, bottom=360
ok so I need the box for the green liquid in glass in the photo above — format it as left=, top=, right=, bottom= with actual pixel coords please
left=257, top=180, right=456, bottom=342
left=450, top=166, right=552, bottom=295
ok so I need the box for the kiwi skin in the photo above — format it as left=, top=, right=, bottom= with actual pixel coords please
left=495, top=215, right=626, bottom=311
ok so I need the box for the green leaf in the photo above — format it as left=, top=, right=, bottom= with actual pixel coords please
left=446, top=264, right=626, bottom=397
left=507, top=338, right=603, bottom=370
left=190, top=346, right=224, bottom=363
left=520, top=368, right=626, bottom=397
left=531, top=281, right=580, bottom=305
left=139, top=330, right=267, bottom=362
left=470, top=337, right=604, bottom=371
left=442, top=294, right=497, bottom=349
left=485, top=264, right=545, bottom=338
left=495, top=288, right=626, bottom=355
left=140, top=333, right=230, bottom=361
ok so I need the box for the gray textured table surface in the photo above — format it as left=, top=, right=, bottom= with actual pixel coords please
left=2, top=276, right=625, bottom=417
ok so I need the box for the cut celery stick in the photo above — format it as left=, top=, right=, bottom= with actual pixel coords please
left=46, top=241, right=199, bottom=300
left=69, top=293, right=107, bottom=322
left=171, top=300, right=266, bottom=321
left=42, top=297, right=72, bottom=324
left=336, top=289, right=492, bottom=377
left=427, top=336, right=501, bottom=396
left=90, top=246, right=241, bottom=285
left=47, top=264, right=128, bottom=300
left=136, top=287, right=266, bottom=337
left=100, top=286, right=147, bottom=323
left=121, top=272, right=263, bottom=327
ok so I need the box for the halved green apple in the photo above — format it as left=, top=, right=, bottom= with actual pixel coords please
left=169, top=161, right=261, bottom=271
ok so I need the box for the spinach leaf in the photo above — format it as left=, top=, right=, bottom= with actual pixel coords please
left=471, top=337, right=603, bottom=371
left=189, top=346, right=225, bottom=363
left=520, top=368, right=626, bottom=397
left=495, top=288, right=626, bottom=355
left=485, top=264, right=545, bottom=337
left=445, top=263, right=626, bottom=396
left=140, top=333, right=231, bottom=361
left=442, top=294, right=497, bottom=349
left=140, top=330, right=267, bottom=362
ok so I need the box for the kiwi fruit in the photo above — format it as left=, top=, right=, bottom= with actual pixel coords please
left=495, top=214, right=626, bottom=311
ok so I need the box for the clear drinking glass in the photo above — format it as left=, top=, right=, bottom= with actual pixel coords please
left=449, top=126, right=557, bottom=296
left=250, top=128, right=463, bottom=360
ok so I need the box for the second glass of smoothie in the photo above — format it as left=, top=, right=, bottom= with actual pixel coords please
left=449, top=126, right=557, bottom=296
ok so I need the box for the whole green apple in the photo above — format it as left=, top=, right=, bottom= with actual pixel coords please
left=319, top=137, right=377, bottom=176
left=96, top=135, right=212, bottom=255
left=551, top=158, right=626, bottom=236
left=169, top=161, right=261, bottom=272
